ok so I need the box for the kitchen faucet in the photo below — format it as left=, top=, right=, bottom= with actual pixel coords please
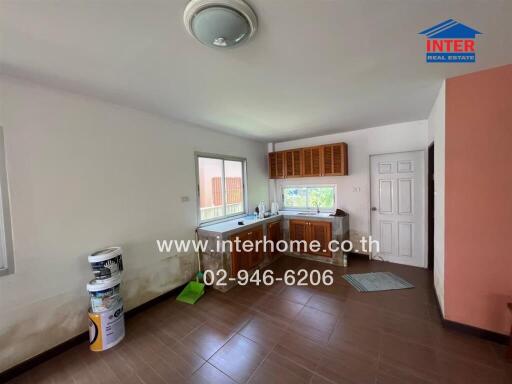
left=314, top=202, right=320, bottom=214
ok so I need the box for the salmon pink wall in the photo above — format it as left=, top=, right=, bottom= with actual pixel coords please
left=445, top=64, right=512, bottom=335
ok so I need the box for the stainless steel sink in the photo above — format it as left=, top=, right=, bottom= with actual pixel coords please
left=297, top=212, right=318, bottom=215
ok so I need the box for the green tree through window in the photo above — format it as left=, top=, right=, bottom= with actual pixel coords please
left=282, top=186, right=336, bottom=210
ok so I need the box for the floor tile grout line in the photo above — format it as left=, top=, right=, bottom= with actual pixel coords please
left=112, top=348, right=148, bottom=384
left=142, top=323, right=206, bottom=380
left=114, top=342, right=163, bottom=384
left=132, top=334, right=188, bottom=383
left=270, top=343, right=337, bottom=384
left=8, top=256, right=508, bottom=383
left=378, top=325, right=505, bottom=370
left=176, top=318, right=208, bottom=341
left=202, top=316, right=254, bottom=374
left=205, top=331, right=269, bottom=384
left=244, top=341, right=278, bottom=383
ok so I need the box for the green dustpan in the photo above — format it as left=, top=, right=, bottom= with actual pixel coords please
left=176, top=276, right=204, bottom=304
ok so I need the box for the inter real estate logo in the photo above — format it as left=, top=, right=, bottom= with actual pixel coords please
left=419, top=19, right=482, bottom=63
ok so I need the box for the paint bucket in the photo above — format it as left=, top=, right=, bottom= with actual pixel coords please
left=88, top=247, right=123, bottom=280
left=88, top=300, right=125, bottom=352
left=86, top=275, right=122, bottom=313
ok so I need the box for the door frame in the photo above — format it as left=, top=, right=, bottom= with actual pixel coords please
left=427, top=142, right=435, bottom=270
left=368, top=149, right=428, bottom=268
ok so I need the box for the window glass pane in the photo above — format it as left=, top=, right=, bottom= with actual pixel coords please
left=283, top=187, right=307, bottom=208
left=308, top=187, right=335, bottom=209
left=224, top=160, right=244, bottom=216
left=282, top=186, right=335, bottom=210
left=198, top=157, right=224, bottom=221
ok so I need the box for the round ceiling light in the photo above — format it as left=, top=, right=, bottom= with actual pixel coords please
left=184, top=0, right=258, bottom=48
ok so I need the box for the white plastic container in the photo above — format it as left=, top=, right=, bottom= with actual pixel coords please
left=89, top=299, right=125, bottom=352
left=86, top=275, right=122, bottom=313
left=258, top=201, right=265, bottom=219
left=88, top=247, right=123, bottom=280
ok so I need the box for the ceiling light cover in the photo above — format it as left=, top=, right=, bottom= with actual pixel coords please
left=184, top=0, right=258, bottom=48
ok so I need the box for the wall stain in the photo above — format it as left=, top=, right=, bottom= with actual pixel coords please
left=0, top=252, right=197, bottom=372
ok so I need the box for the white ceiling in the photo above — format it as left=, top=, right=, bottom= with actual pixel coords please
left=1, top=0, right=511, bottom=141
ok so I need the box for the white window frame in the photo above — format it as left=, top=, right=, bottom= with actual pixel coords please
left=195, top=152, right=248, bottom=225
left=281, top=184, right=337, bottom=211
left=0, top=127, right=14, bottom=277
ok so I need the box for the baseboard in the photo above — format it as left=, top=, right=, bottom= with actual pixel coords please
left=0, top=331, right=89, bottom=384
left=432, top=287, right=510, bottom=345
left=442, top=318, right=510, bottom=345
left=348, top=251, right=371, bottom=260
left=0, top=283, right=186, bottom=383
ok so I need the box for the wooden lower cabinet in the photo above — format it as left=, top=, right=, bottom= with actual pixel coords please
left=231, top=226, right=263, bottom=276
left=308, top=221, right=332, bottom=257
left=288, top=219, right=309, bottom=253
left=289, top=219, right=332, bottom=257
left=250, top=226, right=264, bottom=268
left=267, top=221, right=282, bottom=258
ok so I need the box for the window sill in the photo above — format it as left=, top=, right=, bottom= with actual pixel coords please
left=198, top=213, right=247, bottom=228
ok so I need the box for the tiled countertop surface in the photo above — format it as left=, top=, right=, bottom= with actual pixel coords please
left=197, top=211, right=339, bottom=236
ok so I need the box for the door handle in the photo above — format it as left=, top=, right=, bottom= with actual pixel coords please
left=371, top=207, right=377, bottom=211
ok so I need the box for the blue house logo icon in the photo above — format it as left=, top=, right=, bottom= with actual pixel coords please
left=419, top=19, right=482, bottom=63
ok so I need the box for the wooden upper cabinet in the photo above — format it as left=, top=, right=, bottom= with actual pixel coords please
left=322, top=143, right=348, bottom=176
left=268, top=142, right=347, bottom=179
left=268, top=151, right=285, bottom=179
left=285, top=149, right=302, bottom=177
left=302, top=146, right=322, bottom=177
left=268, top=152, right=276, bottom=179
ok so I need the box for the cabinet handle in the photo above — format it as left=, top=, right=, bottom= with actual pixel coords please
left=247, top=232, right=252, bottom=235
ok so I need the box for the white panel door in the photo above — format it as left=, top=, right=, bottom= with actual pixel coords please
left=370, top=151, right=426, bottom=267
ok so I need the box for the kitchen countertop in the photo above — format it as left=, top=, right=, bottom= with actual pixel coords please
left=197, top=210, right=340, bottom=236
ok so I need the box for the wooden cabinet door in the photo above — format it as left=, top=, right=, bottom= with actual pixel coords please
left=275, top=151, right=285, bottom=178
left=270, top=144, right=347, bottom=179
left=322, top=143, right=348, bottom=176
left=285, top=150, right=302, bottom=177
left=267, top=221, right=282, bottom=258
left=302, top=146, right=322, bottom=177
left=308, top=221, right=332, bottom=257
left=289, top=219, right=309, bottom=253
left=289, top=219, right=332, bottom=257
left=268, top=152, right=277, bottom=179
left=268, top=152, right=285, bottom=179
left=249, top=226, right=264, bottom=268
left=231, top=230, right=251, bottom=276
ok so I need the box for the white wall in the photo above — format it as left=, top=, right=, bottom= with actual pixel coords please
left=272, top=120, right=429, bottom=252
left=428, top=82, right=446, bottom=314
left=0, top=76, right=268, bottom=372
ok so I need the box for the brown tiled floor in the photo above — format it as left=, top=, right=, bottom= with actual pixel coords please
left=7, top=256, right=511, bottom=383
